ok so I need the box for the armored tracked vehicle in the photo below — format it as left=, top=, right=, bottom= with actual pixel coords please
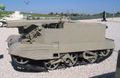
left=0, top=20, right=114, bottom=71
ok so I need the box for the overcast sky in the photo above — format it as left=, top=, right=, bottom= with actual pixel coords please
left=0, top=0, right=120, bottom=14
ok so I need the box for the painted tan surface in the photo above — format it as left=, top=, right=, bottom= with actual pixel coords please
left=6, top=20, right=61, bottom=28
left=43, top=22, right=106, bottom=43
left=8, top=21, right=114, bottom=60
left=9, top=39, right=114, bottom=60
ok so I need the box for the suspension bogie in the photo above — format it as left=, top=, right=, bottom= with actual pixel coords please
left=11, top=49, right=113, bottom=71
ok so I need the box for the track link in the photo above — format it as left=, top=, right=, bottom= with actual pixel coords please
left=11, top=49, right=113, bottom=72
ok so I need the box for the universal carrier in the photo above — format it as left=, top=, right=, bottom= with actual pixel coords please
left=0, top=20, right=114, bottom=71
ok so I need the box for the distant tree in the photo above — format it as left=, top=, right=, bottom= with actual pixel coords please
left=0, top=4, right=5, bottom=11
left=71, top=13, right=79, bottom=16
left=116, top=12, right=120, bottom=15
left=60, top=12, right=64, bottom=16
left=115, top=12, right=120, bottom=17
left=63, top=13, right=67, bottom=17
left=55, top=13, right=58, bottom=15
left=48, top=12, right=54, bottom=15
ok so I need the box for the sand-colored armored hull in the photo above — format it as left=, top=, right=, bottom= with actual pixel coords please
left=1, top=20, right=114, bottom=71
left=9, top=38, right=114, bottom=60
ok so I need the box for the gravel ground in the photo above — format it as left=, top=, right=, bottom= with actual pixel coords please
left=0, top=18, right=119, bottom=78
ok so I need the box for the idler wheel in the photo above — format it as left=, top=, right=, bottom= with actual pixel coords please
left=99, top=49, right=112, bottom=57
left=11, top=56, right=29, bottom=70
left=12, top=56, right=29, bottom=65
